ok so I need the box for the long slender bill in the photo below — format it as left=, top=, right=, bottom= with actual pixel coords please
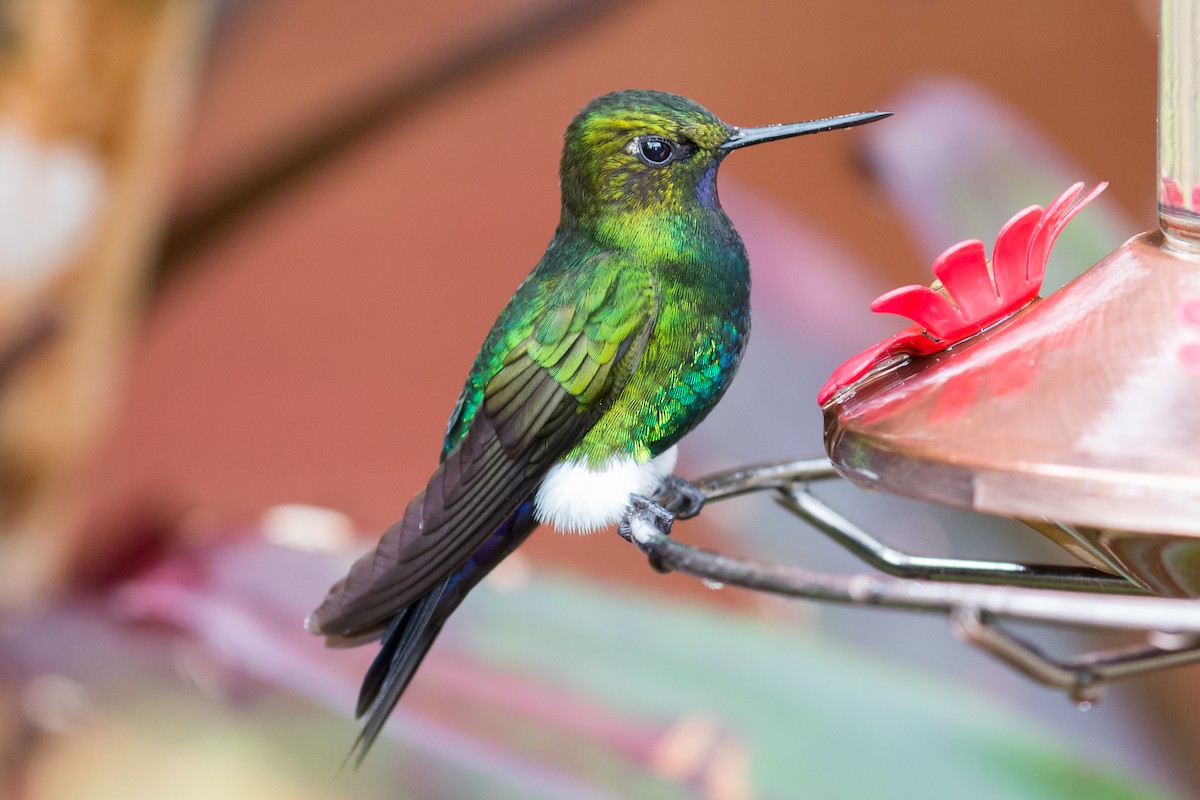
left=720, top=110, right=892, bottom=151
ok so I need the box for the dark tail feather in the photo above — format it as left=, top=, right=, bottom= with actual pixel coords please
left=354, top=581, right=444, bottom=718
left=344, top=501, right=539, bottom=766
left=348, top=578, right=448, bottom=766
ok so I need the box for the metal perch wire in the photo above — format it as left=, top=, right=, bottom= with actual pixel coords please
left=618, top=458, right=1200, bottom=704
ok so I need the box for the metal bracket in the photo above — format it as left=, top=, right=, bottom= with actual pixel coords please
left=620, top=457, right=1200, bottom=701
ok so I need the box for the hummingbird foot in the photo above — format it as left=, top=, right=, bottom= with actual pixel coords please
left=618, top=494, right=676, bottom=573
left=653, top=474, right=705, bottom=520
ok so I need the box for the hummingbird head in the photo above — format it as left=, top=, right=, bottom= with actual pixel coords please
left=558, top=90, right=890, bottom=249
left=560, top=90, right=732, bottom=225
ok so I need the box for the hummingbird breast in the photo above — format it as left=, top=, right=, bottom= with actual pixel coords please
left=540, top=225, right=751, bottom=532
left=619, top=297, right=750, bottom=452
left=602, top=216, right=750, bottom=455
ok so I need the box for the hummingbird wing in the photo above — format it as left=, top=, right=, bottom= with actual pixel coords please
left=309, top=258, right=658, bottom=638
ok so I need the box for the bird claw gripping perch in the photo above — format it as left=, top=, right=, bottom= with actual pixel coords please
left=619, top=494, right=678, bottom=573
left=653, top=474, right=706, bottom=519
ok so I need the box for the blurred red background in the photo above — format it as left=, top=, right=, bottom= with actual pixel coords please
left=5, top=1, right=1191, bottom=798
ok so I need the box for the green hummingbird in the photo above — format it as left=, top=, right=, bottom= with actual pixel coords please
left=307, top=89, right=889, bottom=761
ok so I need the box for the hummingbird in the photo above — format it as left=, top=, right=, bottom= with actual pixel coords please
left=307, top=89, right=889, bottom=762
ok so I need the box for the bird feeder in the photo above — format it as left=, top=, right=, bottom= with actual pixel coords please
left=622, top=0, right=1200, bottom=698
left=819, top=0, right=1200, bottom=599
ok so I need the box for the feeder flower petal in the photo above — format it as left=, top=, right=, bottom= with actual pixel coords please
left=818, top=182, right=1106, bottom=405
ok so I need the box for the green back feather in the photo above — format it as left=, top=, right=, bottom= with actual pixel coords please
left=444, top=90, right=751, bottom=468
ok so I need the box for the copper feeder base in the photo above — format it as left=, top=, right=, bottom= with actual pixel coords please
left=823, top=232, right=1200, bottom=596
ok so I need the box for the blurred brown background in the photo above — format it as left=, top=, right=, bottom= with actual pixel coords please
left=4, top=0, right=1192, bottom=798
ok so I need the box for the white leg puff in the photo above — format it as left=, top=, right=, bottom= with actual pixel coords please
left=534, top=446, right=678, bottom=534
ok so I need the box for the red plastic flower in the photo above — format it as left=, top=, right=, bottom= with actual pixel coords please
left=818, top=182, right=1106, bottom=405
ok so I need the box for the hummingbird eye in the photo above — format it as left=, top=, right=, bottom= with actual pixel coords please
left=635, top=136, right=675, bottom=166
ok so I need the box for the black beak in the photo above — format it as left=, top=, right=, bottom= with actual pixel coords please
left=720, top=110, right=892, bottom=151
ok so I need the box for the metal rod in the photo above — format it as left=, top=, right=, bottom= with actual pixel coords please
left=692, top=457, right=839, bottom=501
left=688, top=456, right=1143, bottom=594
left=622, top=515, right=1200, bottom=632
left=777, top=486, right=1144, bottom=594
left=951, top=607, right=1200, bottom=697
left=950, top=608, right=1097, bottom=698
